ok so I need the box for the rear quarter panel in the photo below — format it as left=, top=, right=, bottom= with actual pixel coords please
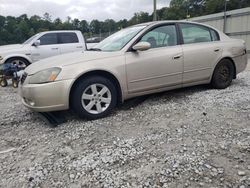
left=210, top=38, right=247, bottom=80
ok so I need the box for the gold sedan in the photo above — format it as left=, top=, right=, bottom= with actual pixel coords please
left=19, top=21, right=248, bottom=119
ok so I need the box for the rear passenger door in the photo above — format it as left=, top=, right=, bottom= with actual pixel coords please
left=58, top=32, right=83, bottom=54
left=179, top=23, right=222, bottom=85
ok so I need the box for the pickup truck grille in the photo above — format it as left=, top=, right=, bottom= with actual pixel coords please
left=20, top=72, right=27, bottom=84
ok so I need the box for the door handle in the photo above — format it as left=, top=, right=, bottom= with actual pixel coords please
left=51, top=48, right=59, bottom=50
left=76, top=46, right=83, bottom=48
left=214, top=48, right=220, bottom=52
left=173, top=54, right=182, bottom=60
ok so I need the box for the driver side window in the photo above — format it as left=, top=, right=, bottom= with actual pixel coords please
left=39, top=33, right=58, bottom=45
left=140, top=25, right=177, bottom=49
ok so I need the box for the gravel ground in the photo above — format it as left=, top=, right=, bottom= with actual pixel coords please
left=0, top=68, right=250, bottom=188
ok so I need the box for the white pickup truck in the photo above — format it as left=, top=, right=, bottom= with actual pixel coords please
left=0, top=30, right=87, bottom=67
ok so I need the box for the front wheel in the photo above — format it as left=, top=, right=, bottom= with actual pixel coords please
left=5, top=57, right=30, bottom=68
left=0, top=78, right=8, bottom=87
left=71, top=76, right=117, bottom=120
left=211, top=59, right=234, bottom=89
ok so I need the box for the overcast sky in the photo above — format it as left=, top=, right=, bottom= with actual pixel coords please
left=0, top=0, right=171, bottom=21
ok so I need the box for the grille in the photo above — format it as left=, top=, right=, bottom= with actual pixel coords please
left=20, top=72, right=28, bottom=84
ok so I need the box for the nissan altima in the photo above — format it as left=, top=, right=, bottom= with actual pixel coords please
left=19, top=21, right=248, bottom=119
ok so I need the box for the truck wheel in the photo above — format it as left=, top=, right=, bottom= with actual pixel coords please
left=0, top=78, right=8, bottom=87
left=71, top=76, right=117, bottom=120
left=211, top=59, right=234, bottom=89
left=5, top=58, right=30, bottom=68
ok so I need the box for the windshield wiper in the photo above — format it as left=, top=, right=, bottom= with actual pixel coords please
left=88, top=48, right=102, bottom=51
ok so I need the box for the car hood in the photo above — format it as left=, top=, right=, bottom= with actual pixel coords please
left=0, top=44, right=24, bottom=52
left=25, top=51, right=123, bottom=75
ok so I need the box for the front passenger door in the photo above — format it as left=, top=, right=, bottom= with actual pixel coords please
left=125, top=24, right=183, bottom=93
left=31, top=33, right=60, bottom=62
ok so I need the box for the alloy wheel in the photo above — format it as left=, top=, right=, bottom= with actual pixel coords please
left=81, top=83, right=112, bottom=114
left=11, top=59, right=27, bottom=68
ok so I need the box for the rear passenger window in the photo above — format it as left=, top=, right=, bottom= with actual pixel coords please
left=210, top=29, right=220, bottom=41
left=58, top=33, right=79, bottom=44
left=39, top=33, right=58, bottom=45
left=180, top=23, right=212, bottom=44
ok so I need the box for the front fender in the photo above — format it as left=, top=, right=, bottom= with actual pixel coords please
left=68, top=68, right=127, bottom=101
left=1, top=54, right=32, bottom=64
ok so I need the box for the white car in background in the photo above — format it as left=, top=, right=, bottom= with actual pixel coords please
left=0, top=30, right=87, bottom=67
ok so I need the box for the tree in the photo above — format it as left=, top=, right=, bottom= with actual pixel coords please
left=79, top=20, right=89, bottom=33
left=90, top=19, right=101, bottom=34
left=54, top=18, right=63, bottom=30
left=72, top=18, right=80, bottom=30
left=205, top=0, right=225, bottom=14
left=0, top=0, right=249, bottom=45
left=116, top=19, right=128, bottom=29
left=17, top=20, right=30, bottom=42
left=0, top=16, right=5, bottom=28
left=103, top=19, right=116, bottom=33
left=43, top=12, right=52, bottom=22
left=29, top=15, right=42, bottom=31
left=129, top=12, right=151, bottom=25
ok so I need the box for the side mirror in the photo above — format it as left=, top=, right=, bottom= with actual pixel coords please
left=132, top=42, right=151, bottom=51
left=33, top=40, right=40, bottom=47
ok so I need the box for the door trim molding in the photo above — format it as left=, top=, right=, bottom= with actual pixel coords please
left=184, top=67, right=211, bottom=73
left=129, top=72, right=183, bottom=83
left=128, top=81, right=182, bottom=94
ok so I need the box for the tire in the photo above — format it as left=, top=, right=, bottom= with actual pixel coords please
left=0, top=78, right=8, bottom=87
left=5, top=57, right=30, bottom=68
left=12, top=79, right=19, bottom=88
left=211, top=59, right=234, bottom=89
left=71, top=76, right=117, bottom=120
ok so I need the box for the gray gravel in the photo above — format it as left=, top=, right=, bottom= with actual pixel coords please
left=0, top=70, right=250, bottom=188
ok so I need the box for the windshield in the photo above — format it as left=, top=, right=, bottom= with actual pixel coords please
left=22, top=33, right=40, bottom=44
left=94, top=25, right=146, bottom=52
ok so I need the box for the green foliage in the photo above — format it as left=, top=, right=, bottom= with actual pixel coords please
left=128, top=12, right=152, bottom=25
left=0, top=0, right=249, bottom=45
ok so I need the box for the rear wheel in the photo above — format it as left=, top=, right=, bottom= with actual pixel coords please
left=71, top=76, right=117, bottom=119
left=211, top=59, right=234, bottom=89
left=0, top=78, right=8, bottom=87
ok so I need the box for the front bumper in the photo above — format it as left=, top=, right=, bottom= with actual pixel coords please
left=19, top=79, right=74, bottom=112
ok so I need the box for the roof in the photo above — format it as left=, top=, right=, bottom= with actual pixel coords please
left=129, top=20, right=220, bottom=34
left=133, top=20, right=201, bottom=27
left=40, top=30, right=81, bottom=34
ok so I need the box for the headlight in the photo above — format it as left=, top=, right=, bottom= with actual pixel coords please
left=29, top=67, right=61, bottom=84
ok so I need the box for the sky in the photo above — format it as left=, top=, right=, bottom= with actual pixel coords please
left=0, top=0, right=171, bottom=21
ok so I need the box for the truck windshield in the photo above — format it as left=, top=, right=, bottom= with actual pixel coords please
left=94, top=26, right=146, bottom=52
left=22, top=33, right=40, bottom=45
